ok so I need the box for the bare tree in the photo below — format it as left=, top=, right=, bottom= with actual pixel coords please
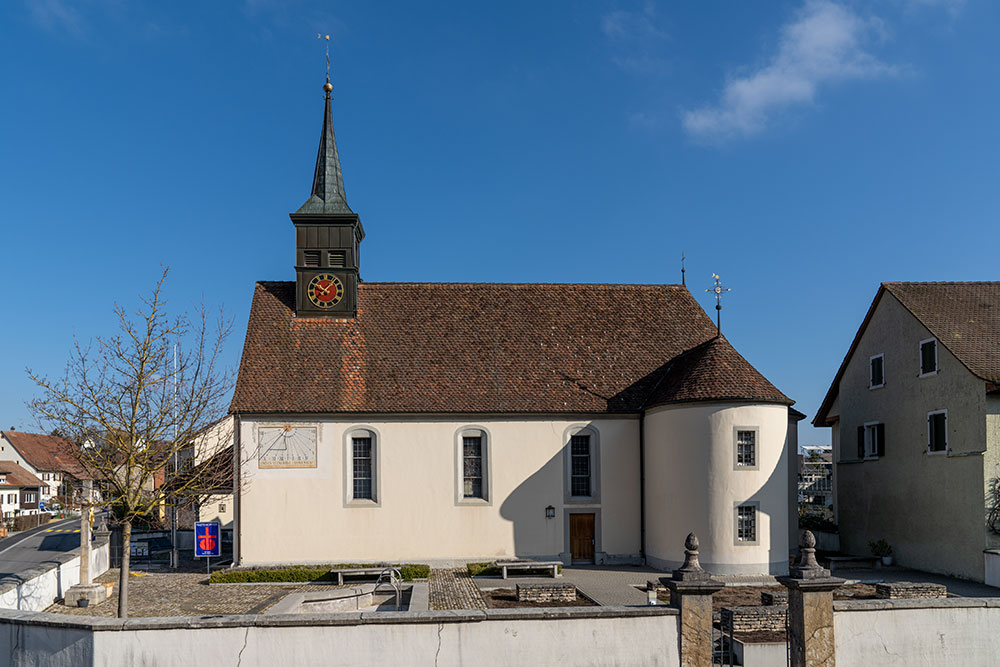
left=27, top=268, right=234, bottom=618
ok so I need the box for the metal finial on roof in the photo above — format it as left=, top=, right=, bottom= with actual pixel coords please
left=295, top=34, right=353, bottom=216
left=319, top=33, right=333, bottom=93
left=706, top=273, right=731, bottom=335
left=681, top=251, right=686, bottom=286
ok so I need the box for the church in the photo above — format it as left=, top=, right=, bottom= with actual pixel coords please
left=229, top=76, right=797, bottom=575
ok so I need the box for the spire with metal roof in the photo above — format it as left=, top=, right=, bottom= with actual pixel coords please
left=295, top=49, right=354, bottom=216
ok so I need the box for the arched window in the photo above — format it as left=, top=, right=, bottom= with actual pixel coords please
left=344, top=427, right=380, bottom=506
left=563, top=425, right=601, bottom=504
left=455, top=427, right=491, bottom=505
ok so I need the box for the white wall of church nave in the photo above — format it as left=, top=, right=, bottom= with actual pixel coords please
left=643, top=402, right=789, bottom=575
left=237, top=417, right=640, bottom=564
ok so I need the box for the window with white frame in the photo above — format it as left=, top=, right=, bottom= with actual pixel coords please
left=928, top=410, right=948, bottom=452
left=570, top=434, right=591, bottom=497
left=24, top=492, right=35, bottom=503
left=463, top=434, right=484, bottom=499
left=861, top=422, right=885, bottom=458
left=352, top=435, right=374, bottom=500
left=6, top=494, right=14, bottom=504
left=870, top=354, right=885, bottom=388
left=737, top=505, right=757, bottom=542
left=736, top=430, right=756, bottom=467
left=920, top=338, right=938, bottom=376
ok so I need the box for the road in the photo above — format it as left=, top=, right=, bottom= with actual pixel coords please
left=0, top=517, right=82, bottom=579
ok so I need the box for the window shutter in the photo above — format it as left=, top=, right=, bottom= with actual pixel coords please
left=876, top=423, right=885, bottom=457
left=857, top=426, right=865, bottom=460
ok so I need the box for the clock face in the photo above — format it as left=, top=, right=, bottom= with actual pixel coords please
left=307, top=274, right=345, bottom=308
left=258, top=425, right=318, bottom=468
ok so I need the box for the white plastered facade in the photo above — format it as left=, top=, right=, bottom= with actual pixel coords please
left=236, top=403, right=789, bottom=573
left=644, top=402, right=790, bottom=575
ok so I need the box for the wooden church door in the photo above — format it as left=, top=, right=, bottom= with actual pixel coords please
left=570, top=513, right=595, bottom=563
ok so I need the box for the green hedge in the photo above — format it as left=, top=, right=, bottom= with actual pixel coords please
left=466, top=562, right=500, bottom=577
left=210, top=563, right=430, bottom=584
left=466, top=562, right=562, bottom=577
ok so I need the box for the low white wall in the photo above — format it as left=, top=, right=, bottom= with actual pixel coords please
left=834, top=599, right=1000, bottom=666
left=0, top=607, right=679, bottom=667
left=0, top=541, right=109, bottom=612
left=984, top=549, right=1000, bottom=588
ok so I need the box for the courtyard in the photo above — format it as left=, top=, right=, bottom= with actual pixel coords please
left=47, top=561, right=1000, bottom=618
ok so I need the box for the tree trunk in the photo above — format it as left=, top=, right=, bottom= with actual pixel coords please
left=117, top=519, right=131, bottom=619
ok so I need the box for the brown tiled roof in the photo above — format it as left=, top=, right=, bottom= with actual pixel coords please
left=645, top=336, right=791, bottom=408
left=0, top=461, right=44, bottom=488
left=813, top=282, right=1000, bottom=426
left=0, top=431, right=88, bottom=479
left=884, top=282, right=1000, bottom=383
left=231, top=281, right=789, bottom=414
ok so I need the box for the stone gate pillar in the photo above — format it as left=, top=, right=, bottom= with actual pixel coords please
left=778, top=530, right=844, bottom=667
left=663, top=533, right=724, bottom=667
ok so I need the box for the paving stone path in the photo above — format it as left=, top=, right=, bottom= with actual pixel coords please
left=48, top=569, right=328, bottom=618
left=428, top=568, right=486, bottom=610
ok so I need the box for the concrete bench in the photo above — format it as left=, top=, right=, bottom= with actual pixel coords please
left=494, top=560, right=561, bottom=579
left=826, top=556, right=878, bottom=572
left=329, top=567, right=392, bottom=585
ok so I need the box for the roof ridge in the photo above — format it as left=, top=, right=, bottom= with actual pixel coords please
left=256, top=280, right=687, bottom=288
left=884, top=281, right=1000, bottom=286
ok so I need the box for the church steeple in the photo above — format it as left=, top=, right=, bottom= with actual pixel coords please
left=295, top=78, right=354, bottom=215
left=290, top=76, right=365, bottom=319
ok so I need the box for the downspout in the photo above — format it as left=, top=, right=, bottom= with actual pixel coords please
left=639, top=411, right=646, bottom=565
left=233, top=413, right=241, bottom=567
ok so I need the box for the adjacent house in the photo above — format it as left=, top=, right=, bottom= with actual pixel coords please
left=813, top=281, right=1000, bottom=581
left=798, top=446, right=833, bottom=510
left=0, top=431, right=88, bottom=507
left=229, top=79, right=799, bottom=574
left=0, top=461, right=45, bottom=518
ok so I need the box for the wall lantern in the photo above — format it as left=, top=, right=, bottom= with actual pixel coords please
left=545, top=505, right=555, bottom=519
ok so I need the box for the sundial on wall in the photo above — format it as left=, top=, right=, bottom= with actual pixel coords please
left=258, top=424, right=318, bottom=469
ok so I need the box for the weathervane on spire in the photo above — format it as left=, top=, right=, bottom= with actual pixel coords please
left=706, top=273, right=730, bottom=335
left=317, top=33, right=332, bottom=94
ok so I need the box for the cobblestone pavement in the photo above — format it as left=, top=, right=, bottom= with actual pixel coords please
left=428, top=568, right=486, bottom=610
left=47, top=569, right=336, bottom=617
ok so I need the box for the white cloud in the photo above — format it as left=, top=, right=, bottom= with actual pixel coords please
left=28, top=0, right=87, bottom=36
left=602, top=2, right=669, bottom=75
left=682, top=0, right=897, bottom=142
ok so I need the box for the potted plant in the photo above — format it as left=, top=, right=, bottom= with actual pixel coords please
left=869, top=539, right=893, bottom=565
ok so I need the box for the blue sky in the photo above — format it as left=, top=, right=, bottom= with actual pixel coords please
left=1, top=0, right=996, bottom=445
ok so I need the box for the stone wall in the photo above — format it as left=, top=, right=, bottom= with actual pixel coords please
left=515, top=583, right=576, bottom=602
left=875, top=582, right=946, bottom=599
left=0, top=606, right=680, bottom=667
left=0, top=538, right=110, bottom=612
left=761, top=590, right=788, bottom=605
left=720, top=605, right=787, bottom=634
left=834, top=598, right=1000, bottom=666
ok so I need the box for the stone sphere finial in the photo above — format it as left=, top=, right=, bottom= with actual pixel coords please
left=801, top=530, right=817, bottom=550
left=685, top=532, right=699, bottom=552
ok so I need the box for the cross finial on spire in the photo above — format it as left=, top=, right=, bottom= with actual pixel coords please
left=706, top=273, right=731, bottom=335
left=294, top=34, right=353, bottom=216
left=318, top=34, right=332, bottom=94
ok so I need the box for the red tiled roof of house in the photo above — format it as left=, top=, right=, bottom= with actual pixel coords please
left=645, top=336, right=791, bottom=408
left=0, top=461, right=44, bottom=488
left=231, top=281, right=791, bottom=414
left=813, top=282, right=1000, bottom=426
left=0, top=431, right=89, bottom=479
left=884, top=282, right=1000, bottom=383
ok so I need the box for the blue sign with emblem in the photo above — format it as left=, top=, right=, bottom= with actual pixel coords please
left=194, top=521, right=221, bottom=558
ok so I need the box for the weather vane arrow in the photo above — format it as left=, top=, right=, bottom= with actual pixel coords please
left=706, top=273, right=731, bottom=335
